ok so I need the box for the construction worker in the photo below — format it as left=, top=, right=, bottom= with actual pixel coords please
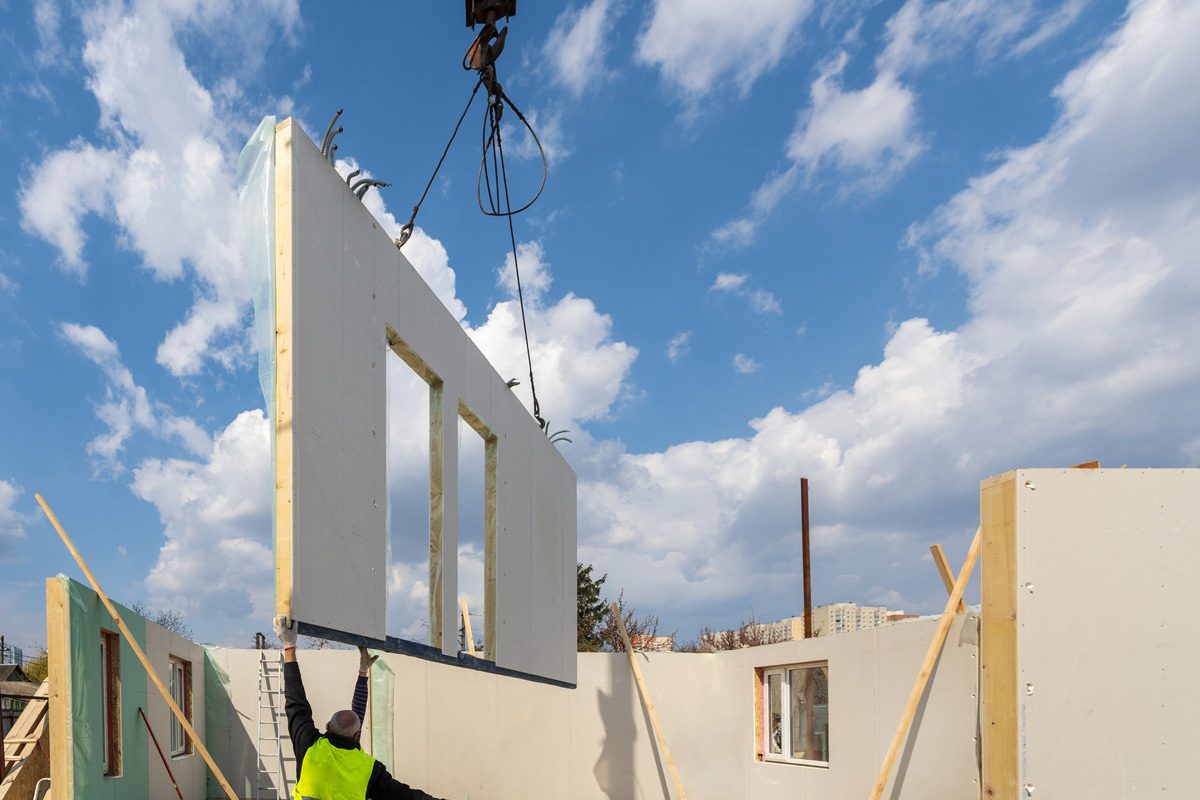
left=275, top=616, right=443, bottom=800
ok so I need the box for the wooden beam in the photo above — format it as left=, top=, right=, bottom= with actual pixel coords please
left=613, top=603, right=688, bottom=800
left=45, top=579, right=70, bottom=799
left=868, top=526, right=982, bottom=800
left=274, top=118, right=295, bottom=622
left=1070, top=461, right=1099, bottom=469
left=36, top=494, right=241, bottom=800
left=929, top=543, right=967, bottom=614
left=461, top=599, right=476, bottom=656
left=981, top=472, right=1019, bottom=798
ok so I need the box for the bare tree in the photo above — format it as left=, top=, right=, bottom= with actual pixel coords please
left=129, top=601, right=195, bottom=641
left=595, top=590, right=676, bottom=652
left=677, top=611, right=792, bottom=652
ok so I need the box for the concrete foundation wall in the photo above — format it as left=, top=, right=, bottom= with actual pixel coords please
left=209, top=615, right=979, bottom=799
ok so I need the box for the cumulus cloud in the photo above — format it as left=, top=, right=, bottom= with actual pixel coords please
left=709, top=272, right=783, bottom=314
left=19, top=1, right=299, bottom=376
left=667, top=331, right=692, bottom=362
left=133, top=410, right=273, bottom=620
left=0, top=480, right=33, bottom=563
left=733, top=353, right=762, bottom=374
left=470, top=241, right=638, bottom=426
left=636, top=0, right=815, bottom=98
left=578, top=0, right=1200, bottom=630
left=713, top=0, right=1086, bottom=248
left=543, top=0, right=626, bottom=96
left=59, top=322, right=211, bottom=473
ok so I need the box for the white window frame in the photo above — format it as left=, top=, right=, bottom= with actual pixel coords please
left=100, top=634, right=110, bottom=774
left=168, top=657, right=190, bottom=757
left=761, top=662, right=829, bottom=767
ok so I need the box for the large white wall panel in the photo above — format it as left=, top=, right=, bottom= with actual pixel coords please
left=273, top=118, right=576, bottom=683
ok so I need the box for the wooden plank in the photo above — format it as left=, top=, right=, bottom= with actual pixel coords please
left=45, top=579, right=70, bottom=799
left=274, top=117, right=295, bottom=622
left=981, top=472, right=1018, bottom=800
left=428, top=380, right=446, bottom=650
left=1070, top=461, right=1099, bottom=469
left=930, top=543, right=967, bottom=614
left=868, top=526, right=982, bottom=800
left=613, top=603, right=688, bottom=800
left=461, top=600, right=476, bottom=656
left=36, top=495, right=241, bottom=800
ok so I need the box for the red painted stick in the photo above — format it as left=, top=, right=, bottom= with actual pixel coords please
left=139, top=707, right=186, bottom=800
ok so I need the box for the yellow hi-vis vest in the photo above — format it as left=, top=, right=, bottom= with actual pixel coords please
left=293, top=736, right=375, bottom=800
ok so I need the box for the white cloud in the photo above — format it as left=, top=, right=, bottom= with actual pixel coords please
left=133, top=410, right=273, bottom=620
left=667, top=331, right=692, bottom=362
left=710, top=272, right=783, bottom=314
left=19, top=1, right=298, bottom=376
left=470, top=242, right=638, bottom=427
left=636, top=0, right=815, bottom=98
left=711, top=273, right=748, bottom=292
left=34, top=0, right=65, bottom=68
left=59, top=322, right=212, bottom=472
left=502, top=106, right=572, bottom=166
left=543, top=0, right=625, bottom=96
left=713, top=0, right=1084, bottom=249
left=787, top=54, right=923, bottom=186
left=0, top=480, right=33, bottom=563
left=733, top=353, right=762, bottom=374
left=577, top=0, right=1200, bottom=631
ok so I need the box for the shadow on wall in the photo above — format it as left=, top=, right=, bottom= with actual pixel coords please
left=593, top=666, right=637, bottom=799
left=592, top=655, right=675, bottom=800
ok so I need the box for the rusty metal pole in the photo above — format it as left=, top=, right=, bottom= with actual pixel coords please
left=802, top=477, right=812, bottom=639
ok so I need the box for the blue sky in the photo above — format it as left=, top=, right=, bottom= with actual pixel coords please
left=2, top=0, right=1198, bottom=652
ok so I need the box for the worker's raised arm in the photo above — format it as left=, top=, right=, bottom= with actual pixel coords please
left=351, top=646, right=377, bottom=725
left=274, top=615, right=320, bottom=770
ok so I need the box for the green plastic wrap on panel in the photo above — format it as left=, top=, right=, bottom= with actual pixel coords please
left=60, top=575, right=150, bottom=799
left=238, top=115, right=278, bottom=608
left=368, top=652, right=395, bottom=775
left=202, top=647, right=232, bottom=799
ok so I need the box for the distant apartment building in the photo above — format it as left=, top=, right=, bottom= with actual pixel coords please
left=712, top=603, right=910, bottom=646
left=632, top=634, right=675, bottom=652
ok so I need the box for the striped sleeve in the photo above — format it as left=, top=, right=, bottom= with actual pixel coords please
left=351, top=671, right=369, bottom=724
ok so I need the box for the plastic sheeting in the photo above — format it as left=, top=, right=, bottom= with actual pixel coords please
left=238, top=115, right=278, bottom=611
left=368, top=651, right=395, bottom=775
left=58, top=575, right=149, bottom=799
left=202, top=646, right=232, bottom=799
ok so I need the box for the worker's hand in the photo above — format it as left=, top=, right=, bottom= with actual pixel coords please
left=274, top=615, right=298, bottom=648
left=358, top=646, right=378, bottom=672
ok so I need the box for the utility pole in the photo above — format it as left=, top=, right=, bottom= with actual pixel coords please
left=802, top=478, right=813, bottom=639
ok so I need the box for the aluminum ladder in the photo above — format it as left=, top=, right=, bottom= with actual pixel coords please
left=255, top=650, right=289, bottom=799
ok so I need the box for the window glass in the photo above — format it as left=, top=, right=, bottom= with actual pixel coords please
left=100, top=635, right=110, bottom=773
left=169, top=658, right=190, bottom=755
left=767, top=672, right=783, bottom=755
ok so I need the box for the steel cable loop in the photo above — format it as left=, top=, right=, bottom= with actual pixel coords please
left=493, top=109, right=546, bottom=431
left=476, top=93, right=547, bottom=218
left=396, top=77, right=485, bottom=248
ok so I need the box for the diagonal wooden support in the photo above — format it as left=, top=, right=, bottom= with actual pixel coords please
left=869, top=527, right=981, bottom=800
left=613, top=603, right=688, bottom=800
left=37, top=494, right=241, bottom=800
left=930, top=543, right=967, bottom=614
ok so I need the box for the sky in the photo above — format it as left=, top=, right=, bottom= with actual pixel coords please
left=2, top=0, right=1198, bottom=654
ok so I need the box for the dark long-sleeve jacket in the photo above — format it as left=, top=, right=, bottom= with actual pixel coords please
left=284, top=659, right=438, bottom=799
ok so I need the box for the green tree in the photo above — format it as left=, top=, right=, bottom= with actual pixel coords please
left=24, top=648, right=48, bottom=684
left=577, top=562, right=608, bottom=652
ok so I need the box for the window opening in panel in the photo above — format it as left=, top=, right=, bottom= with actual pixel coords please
left=759, top=662, right=828, bottom=767
left=386, top=329, right=438, bottom=647
left=168, top=656, right=192, bottom=756
left=458, top=401, right=498, bottom=661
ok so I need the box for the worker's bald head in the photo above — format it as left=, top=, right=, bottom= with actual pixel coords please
left=327, top=709, right=361, bottom=739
